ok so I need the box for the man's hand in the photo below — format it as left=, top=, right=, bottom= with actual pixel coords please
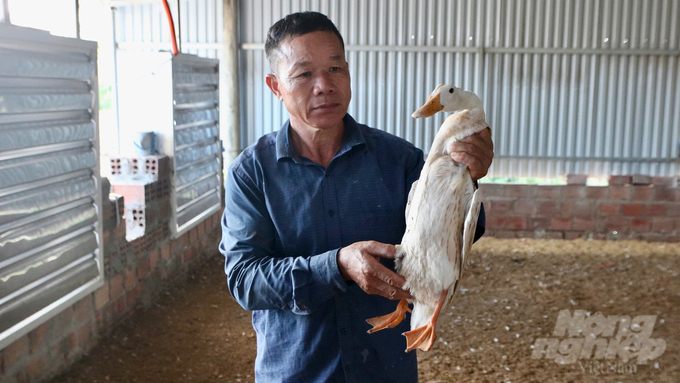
left=337, top=241, right=412, bottom=301
left=449, top=127, right=494, bottom=181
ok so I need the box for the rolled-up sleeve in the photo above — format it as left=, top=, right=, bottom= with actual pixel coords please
left=219, top=164, right=347, bottom=314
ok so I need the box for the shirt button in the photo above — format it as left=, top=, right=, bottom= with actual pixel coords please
left=345, top=365, right=351, bottom=372
left=328, top=209, right=335, bottom=217
left=341, top=328, right=348, bottom=335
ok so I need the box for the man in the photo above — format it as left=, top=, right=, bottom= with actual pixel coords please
left=220, top=11, right=493, bottom=383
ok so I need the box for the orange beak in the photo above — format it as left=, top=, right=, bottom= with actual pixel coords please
left=412, top=92, right=443, bottom=118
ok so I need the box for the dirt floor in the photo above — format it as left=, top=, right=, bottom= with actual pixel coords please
left=52, top=238, right=680, bottom=383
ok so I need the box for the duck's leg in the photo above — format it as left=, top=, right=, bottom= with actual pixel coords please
left=366, top=299, right=412, bottom=334
left=402, top=289, right=448, bottom=352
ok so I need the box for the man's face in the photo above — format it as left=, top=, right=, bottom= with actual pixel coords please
left=266, top=31, right=351, bottom=132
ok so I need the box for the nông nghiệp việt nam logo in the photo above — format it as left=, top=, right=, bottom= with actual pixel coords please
left=531, top=310, right=666, bottom=366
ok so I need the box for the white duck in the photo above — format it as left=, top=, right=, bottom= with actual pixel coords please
left=366, top=84, right=487, bottom=352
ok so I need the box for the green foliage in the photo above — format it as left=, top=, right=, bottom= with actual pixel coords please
left=99, top=84, right=113, bottom=111
left=481, top=177, right=567, bottom=185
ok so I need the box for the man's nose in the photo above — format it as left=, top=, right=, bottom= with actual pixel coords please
left=312, top=71, right=335, bottom=95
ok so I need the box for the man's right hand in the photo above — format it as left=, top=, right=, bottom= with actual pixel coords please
left=337, top=241, right=412, bottom=301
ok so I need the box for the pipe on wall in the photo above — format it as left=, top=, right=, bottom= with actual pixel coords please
left=221, top=0, right=240, bottom=166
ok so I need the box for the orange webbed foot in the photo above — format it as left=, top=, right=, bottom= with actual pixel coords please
left=366, top=299, right=411, bottom=334
left=402, top=322, right=436, bottom=352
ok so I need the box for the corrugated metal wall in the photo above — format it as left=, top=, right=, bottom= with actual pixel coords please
left=113, top=0, right=222, bottom=58
left=240, top=0, right=680, bottom=178
left=113, top=0, right=680, bottom=178
left=0, top=26, right=104, bottom=349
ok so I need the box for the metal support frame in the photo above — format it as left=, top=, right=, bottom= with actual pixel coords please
left=1, top=0, right=10, bottom=24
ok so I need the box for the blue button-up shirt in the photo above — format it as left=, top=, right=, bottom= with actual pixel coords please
left=220, top=115, right=485, bottom=383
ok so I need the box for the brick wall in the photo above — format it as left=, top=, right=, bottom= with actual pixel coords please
left=0, top=177, right=223, bottom=383
left=480, top=176, right=679, bottom=241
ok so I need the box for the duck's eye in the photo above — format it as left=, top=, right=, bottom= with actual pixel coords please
left=449, top=88, right=454, bottom=93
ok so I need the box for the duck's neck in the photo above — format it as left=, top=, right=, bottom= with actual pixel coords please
left=448, top=89, right=483, bottom=113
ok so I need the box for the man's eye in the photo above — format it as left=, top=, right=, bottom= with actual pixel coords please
left=299, top=72, right=312, bottom=77
left=329, top=67, right=340, bottom=72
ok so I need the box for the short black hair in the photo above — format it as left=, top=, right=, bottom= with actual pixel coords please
left=265, top=11, right=344, bottom=73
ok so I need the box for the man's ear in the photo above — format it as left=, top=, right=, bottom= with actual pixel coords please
left=266, top=74, right=283, bottom=101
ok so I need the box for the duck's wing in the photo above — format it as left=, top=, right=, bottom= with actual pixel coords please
left=461, top=187, right=482, bottom=269
left=405, top=180, right=419, bottom=219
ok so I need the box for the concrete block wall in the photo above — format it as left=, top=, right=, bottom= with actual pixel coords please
left=480, top=176, right=680, bottom=241
left=0, top=176, right=223, bottom=383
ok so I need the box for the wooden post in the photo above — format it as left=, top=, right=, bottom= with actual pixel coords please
left=221, top=0, right=240, bottom=167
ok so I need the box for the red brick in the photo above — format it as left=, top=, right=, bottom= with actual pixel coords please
left=653, top=187, right=678, bottom=202
left=632, top=186, right=654, bottom=201
left=479, top=183, right=505, bottom=196
left=127, top=283, right=143, bottom=307
left=566, top=174, right=588, bottom=185
left=609, top=175, right=632, bottom=185
left=486, top=216, right=502, bottom=229
left=537, top=186, right=562, bottom=199
left=537, top=201, right=560, bottom=216
left=137, top=255, right=150, bottom=279
left=486, top=198, right=514, bottom=215
left=180, top=232, right=190, bottom=248
left=4, top=335, right=29, bottom=367
left=632, top=175, right=652, bottom=185
left=28, top=323, right=48, bottom=354
left=71, top=322, right=92, bottom=349
left=26, top=355, right=46, bottom=381
left=505, top=185, right=536, bottom=198
left=562, top=201, right=594, bottom=217
left=149, top=249, right=159, bottom=270
left=550, top=217, right=571, bottom=231
left=586, top=187, right=608, bottom=199
left=631, top=218, right=651, bottom=232
left=652, top=176, right=675, bottom=186
left=599, top=202, right=619, bottom=216
left=183, top=245, right=198, bottom=262
left=189, top=227, right=199, bottom=244
left=125, top=268, right=136, bottom=290
left=572, top=217, right=595, bottom=231
left=543, top=231, right=565, bottom=239
left=109, top=274, right=124, bottom=299
left=609, top=186, right=630, bottom=200
left=527, top=217, right=551, bottom=230
left=161, top=242, right=171, bottom=260
left=565, top=231, right=583, bottom=240
left=652, top=218, right=676, bottom=233
left=563, top=185, right=586, bottom=199
left=113, top=296, right=126, bottom=316
left=644, top=204, right=665, bottom=216
left=606, top=218, right=630, bottom=233
left=667, top=203, right=680, bottom=217
left=73, top=298, right=92, bottom=323
left=513, top=199, right=535, bottom=215
left=621, top=203, right=644, bottom=216
left=94, top=284, right=110, bottom=310
left=103, top=230, right=111, bottom=245
left=198, top=220, right=206, bottom=238
left=494, top=230, right=518, bottom=239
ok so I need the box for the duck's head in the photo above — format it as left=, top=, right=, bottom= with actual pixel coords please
left=412, top=84, right=481, bottom=118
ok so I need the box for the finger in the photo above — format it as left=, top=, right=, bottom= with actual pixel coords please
left=452, top=152, right=487, bottom=179
left=369, top=277, right=413, bottom=300
left=449, top=140, right=491, bottom=164
left=362, top=241, right=396, bottom=259
left=365, top=256, right=407, bottom=288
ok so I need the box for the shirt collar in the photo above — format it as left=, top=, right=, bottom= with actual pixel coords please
left=276, top=114, right=366, bottom=163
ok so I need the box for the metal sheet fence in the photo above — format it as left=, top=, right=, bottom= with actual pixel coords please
left=113, top=0, right=680, bottom=177
left=0, top=26, right=103, bottom=350
left=240, top=0, right=680, bottom=178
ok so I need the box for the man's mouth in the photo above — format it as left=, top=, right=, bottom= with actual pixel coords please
left=314, top=103, right=339, bottom=110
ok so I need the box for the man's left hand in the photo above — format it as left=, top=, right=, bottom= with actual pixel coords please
left=449, top=127, right=494, bottom=181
